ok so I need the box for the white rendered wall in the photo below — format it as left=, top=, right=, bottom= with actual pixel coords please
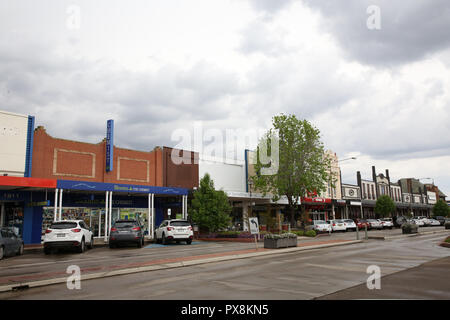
left=0, top=110, right=29, bottom=177
left=199, top=155, right=246, bottom=193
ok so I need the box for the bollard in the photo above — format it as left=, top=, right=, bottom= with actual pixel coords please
left=365, top=225, right=368, bottom=240
left=356, top=226, right=360, bottom=240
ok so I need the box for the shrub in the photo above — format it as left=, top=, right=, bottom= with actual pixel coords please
left=265, top=233, right=297, bottom=239
left=305, top=230, right=316, bottom=237
left=445, top=222, right=450, bottom=230
left=291, top=230, right=304, bottom=237
left=402, top=223, right=418, bottom=234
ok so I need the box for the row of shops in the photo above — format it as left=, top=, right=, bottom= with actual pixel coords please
left=0, top=176, right=188, bottom=244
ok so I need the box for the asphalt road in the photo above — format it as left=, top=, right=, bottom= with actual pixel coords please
left=1, top=231, right=449, bottom=300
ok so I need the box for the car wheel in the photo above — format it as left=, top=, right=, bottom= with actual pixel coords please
left=176, top=240, right=180, bottom=244
left=0, top=246, right=4, bottom=260
left=137, top=239, right=143, bottom=248
left=17, top=243, right=24, bottom=256
left=186, top=239, right=192, bottom=245
left=44, top=247, right=51, bottom=255
left=161, top=233, right=166, bottom=245
left=78, top=239, right=85, bottom=253
left=154, top=233, right=160, bottom=243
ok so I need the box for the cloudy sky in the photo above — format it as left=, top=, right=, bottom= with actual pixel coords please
left=1, top=0, right=450, bottom=195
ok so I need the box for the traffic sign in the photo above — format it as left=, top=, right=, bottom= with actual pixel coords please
left=249, top=217, right=259, bottom=234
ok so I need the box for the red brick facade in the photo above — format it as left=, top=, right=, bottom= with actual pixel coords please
left=32, top=127, right=164, bottom=186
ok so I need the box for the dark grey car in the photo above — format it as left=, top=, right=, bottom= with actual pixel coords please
left=0, top=228, right=24, bottom=260
left=109, top=220, right=145, bottom=248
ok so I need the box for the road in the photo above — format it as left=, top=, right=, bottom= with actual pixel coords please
left=1, top=230, right=449, bottom=300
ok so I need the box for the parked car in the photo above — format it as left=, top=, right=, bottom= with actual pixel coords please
left=380, top=218, right=394, bottom=229
left=343, top=219, right=357, bottom=232
left=355, top=219, right=370, bottom=230
left=412, top=219, right=425, bottom=227
left=427, top=218, right=441, bottom=227
left=367, top=219, right=383, bottom=230
left=312, top=220, right=331, bottom=233
left=43, top=220, right=94, bottom=254
left=109, top=220, right=145, bottom=248
left=434, top=216, right=446, bottom=226
left=155, top=219, right=194, bottom=245
left=329, top=219, right=347, bottom=232
left=0, top=228, right=24, bottom=260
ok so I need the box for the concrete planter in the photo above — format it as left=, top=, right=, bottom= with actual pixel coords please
left=264, top=237, right=297, bottom=249
left=402, top=224, right=418, bottom=234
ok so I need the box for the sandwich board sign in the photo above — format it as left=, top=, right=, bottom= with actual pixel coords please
left=248, top=217, right=259, bottom=250
left=249, top=217, right=259, bottom=235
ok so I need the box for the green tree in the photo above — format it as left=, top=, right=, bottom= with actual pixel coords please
left=189, top=173, right=232, bottom=233
left=374, top=195, right=396, bottom=218
left=251, top=114, right=331, bottom=227
left=432, top=199, right=450, bottom=217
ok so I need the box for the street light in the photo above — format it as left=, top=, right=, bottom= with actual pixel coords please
left=339, top=157, right=357, bottom=162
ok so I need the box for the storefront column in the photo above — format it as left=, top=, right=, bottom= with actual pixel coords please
left=109, top=191, right=112, bottom=235
left=184, top=195, right=188, bottom=219
left=104, top=191, right=109, bottom=241
left=148, top=193, right=154, bottom=240
left=182, top=195, right=185, bottom=219
left=332, top=204, right=335, bottom=220
left=242, top=203, right=249, bottom=231
left=0, top=202, right=5, bottom=227
left=54, top=188, right=59, bottom=222
left=58, top=189, right=63, bottom=221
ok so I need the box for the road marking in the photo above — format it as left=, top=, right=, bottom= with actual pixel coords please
left=305, top=263, right=366, bottom=272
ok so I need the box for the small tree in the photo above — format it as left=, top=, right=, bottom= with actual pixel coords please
left=375, top=195, right=396, bottom=218
left=252, top=114, right=331, bottom=228
left=189, top=173, right=232, bottom=233
left=432, top=199, right=450, bottom=217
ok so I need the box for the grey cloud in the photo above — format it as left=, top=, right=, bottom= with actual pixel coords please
left=301, top=0, right=450, bottom=66
left=247, top=0, right=294, bottom=13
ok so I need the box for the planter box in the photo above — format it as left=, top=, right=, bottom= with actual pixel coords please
left=264, top=237, right=297, bottom=249
left=402, top=227, right=418, bottom=234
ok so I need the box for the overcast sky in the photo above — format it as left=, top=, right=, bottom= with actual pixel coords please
left=1, top=0, right=449, bottom=196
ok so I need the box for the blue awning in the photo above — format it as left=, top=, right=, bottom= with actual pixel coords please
left=56, top=179, right=188, bottom=195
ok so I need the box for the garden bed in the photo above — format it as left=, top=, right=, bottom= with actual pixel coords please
left=439, top=236, right=450, bottom=248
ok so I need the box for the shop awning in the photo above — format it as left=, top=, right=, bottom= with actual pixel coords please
left=0, top=176, right=57, bottom=190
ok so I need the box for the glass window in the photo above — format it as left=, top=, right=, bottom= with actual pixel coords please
left=170, top=221, right=191, bottom=227
left=114, top=221, right=138, bottom=228
left=50, top=222, right=78, bottom=229
left=371, top=185, right=375, bottom=199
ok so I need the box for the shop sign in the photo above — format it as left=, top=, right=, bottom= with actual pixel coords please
left=27, top=200, right=51, bottom=207
left=106, top=119, right=114, bottom=172
left=0, top=191, right=27, bottom=201
left=350, top=201, right=362, bottom=206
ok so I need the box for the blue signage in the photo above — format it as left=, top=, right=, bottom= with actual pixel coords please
left=106, top=119, right=114, bottom=172
left=56, top=180, right=188, bottom=195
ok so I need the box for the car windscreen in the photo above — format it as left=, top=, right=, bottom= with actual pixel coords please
left=114, top=221, right=138, bottom=228
left=170, top=221, right=191, bottom=227
left=344, top=220, right=354, bottom=223
left=334, top=220, right=344, bottom=223
left=50, top=222, right=78, bottom=229
left=313, top=220, right=325, bottom=224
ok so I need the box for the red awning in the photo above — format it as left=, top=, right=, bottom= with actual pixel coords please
left=0, top=176, right=57, bottom=189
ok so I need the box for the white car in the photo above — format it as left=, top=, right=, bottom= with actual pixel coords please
left=312, top=220, right=331, bottom=233
left=427, top=219, right=441, bottom=226
left=329, top=219, right=347, bottom=232
left=367, top=219, right=383, bottom=230
left=343, top=219, right=357, bottom=231
left=155, top=219, right=194, bottom=245
left=380, top=218, right=394, bottom=229
left=412, top=219, right=425, bottom=227
left=43, top=220, right=94, bottom=254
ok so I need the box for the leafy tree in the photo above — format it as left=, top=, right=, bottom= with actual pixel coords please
left=375, top=195, right=396, bottom=218
left=189, top=173, right=232, bottom=233
left=432, top=199, right=450, bottom=217
left=251, top=114, right=331, bottom=227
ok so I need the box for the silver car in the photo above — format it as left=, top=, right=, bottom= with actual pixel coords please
left=0, top=228, right=24, bottom=260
